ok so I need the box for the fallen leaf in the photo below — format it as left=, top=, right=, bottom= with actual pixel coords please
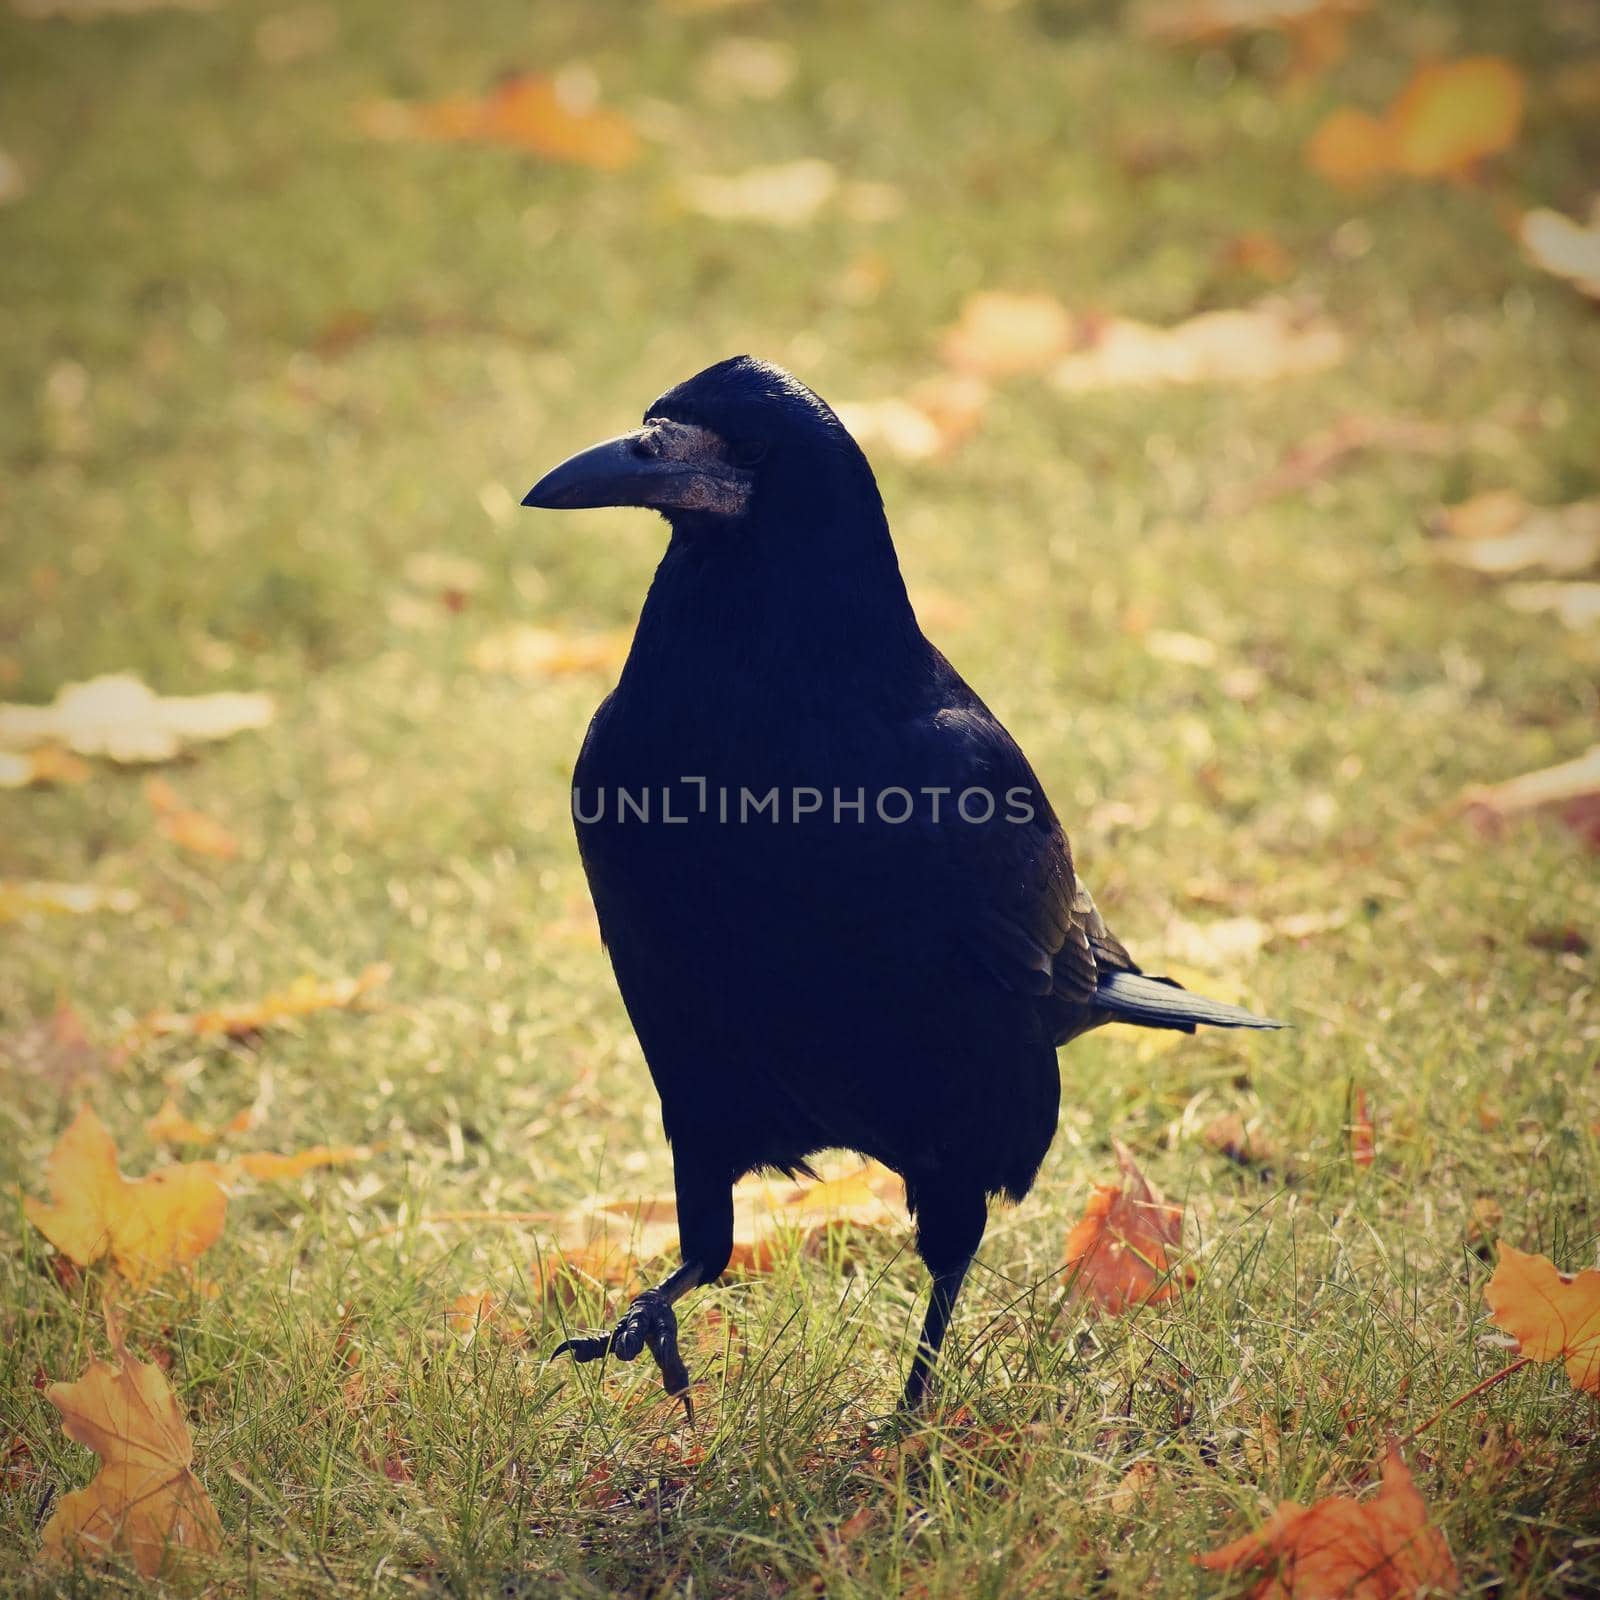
left=835, top=374, right=989, bottom=463
left=1349, top=1088, right=1376, bottom=1167
left=129, top=963, right=391, bottom=1044
left=23, top=1107, right=228, bottom=1285
left=1427, top=488, right=1535, bottom=543
left=1195, top=1445, right=1458, bottom=1598
left=145, top=1097, right=253, bottom=1147
left=0, top=881, right=140, bottom=922
left=145, top=778, right=238, bottom=860
left=1163, top=914, right=1270, bottom=970
left=1202, top=1112, right=1278, bottom=1167
left=939, top=291, right=1077, bottom=379
left=1457, top=746, right=1600, bottom=849
left=1484, top=1243, right=1600, bottom=1397
left=1051, top=302, right=1343, bottom=391
left=1063, top=1141, right=1191, bottom=1313
left=470, top=624, right=631, bottom=679
left=1502, top=581, right=1600, bottom=631
left=39, top=1305, right=223, bottom=1579
left=679, top=158, right=838, bottom=226
left=445, top=1290, right=526, bottom=1343
left=1309, top=57, right=1525, bottom=187
left=1109, top=1458, right=1163, bottom=1517
left=234, top=1146, right=367, bottom=1180
left=1520, top=200, right=1600, bottom=302
left=1432, top=498, right=1600, bottom=577
left=0, top=674, right=272, bottom=764
left=359, top=70, right=639, bottom=171
left=0, top=745, right=90, bottom=788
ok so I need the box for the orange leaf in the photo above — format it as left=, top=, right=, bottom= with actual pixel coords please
left=1307, top=106, right=1392, bottom=187
left=1063, top=1141, right=1191, bottom=1313
left=145, top=1097, right=253, bottom=1147
left=1484, top=1243, right=1600, bottom=1396
left=1349, top=1088, right=1376, bottom=1167
left=1195, top=1445, right=1458, bottom=1598
left=1307, top=57, right=1524, bottom=187
left=1389, top=58, right=1525, bottom=179
left=130, top=962, right=390, bottom=1044
left=23, top=1107, right=228, bottom=1286
left=939, top=291, right=1077, bottom=378
left=40, top=1308, right=223, bottom=1579
left=362, top=72, right=639, bottom=171
left=0, top=744, right=90, bottom=789
left=233, top=1145, right=367, bottom=1180
left=144, top=777, right=238, bottom=860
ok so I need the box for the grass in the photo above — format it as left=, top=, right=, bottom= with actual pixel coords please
left=2, top=0, right=1598, bottom=1593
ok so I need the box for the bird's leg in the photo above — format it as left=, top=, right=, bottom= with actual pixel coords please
left=900, top=1257, right=973, bottom=1412
left=553, top=1166, right=733, bottom=1422
left=900, top=1181, right=988, bottom=1412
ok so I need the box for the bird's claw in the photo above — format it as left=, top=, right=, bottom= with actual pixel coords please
left=553, top=1289, right=694, bottom=1422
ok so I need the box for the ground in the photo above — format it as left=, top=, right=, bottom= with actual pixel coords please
left=1, top=0, right=1597, bottom=1595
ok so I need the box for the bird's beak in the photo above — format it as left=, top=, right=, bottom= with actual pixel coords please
left=522, top=422, right=752, bottom=517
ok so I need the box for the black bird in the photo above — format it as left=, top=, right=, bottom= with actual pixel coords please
left=523, top=357, right=1281, bottom=1415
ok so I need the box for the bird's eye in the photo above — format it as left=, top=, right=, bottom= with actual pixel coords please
left=729, top=439, right=768, bottom=468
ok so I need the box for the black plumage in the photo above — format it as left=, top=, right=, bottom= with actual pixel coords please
left=522, top=356, right=1282, bottom=1414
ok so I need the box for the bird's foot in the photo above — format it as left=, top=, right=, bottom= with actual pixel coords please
left=553, top=1289, right=694, bottom=1421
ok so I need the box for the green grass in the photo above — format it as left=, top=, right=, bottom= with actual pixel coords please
left=2, top=0, right=1598, bottom=1594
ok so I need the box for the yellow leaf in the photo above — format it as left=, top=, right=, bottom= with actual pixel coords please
left=0, top=673, right=272, bottom=763
left=0, top=880, right=140, bottom=922
left=1390, top=57, right=1525, bottom=179
left=939, top=291, right=1077, bottom=379
left=234, top=1145, right=367, bottom=1180
left=0, top=744, right=90, bottom=788
left=130, top=962, right=391, bottom=1044
left=1484, top=1243, right=1600, bottom=1396
left=470, top=625, right=631, bottom=680
left=145, top=1098, right=253, bottom=1146
left=40, top=1309, right=223, bottom=1579
left=23, top=1107, right=228, bottom=1285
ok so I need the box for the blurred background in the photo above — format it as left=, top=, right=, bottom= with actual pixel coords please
left=1, top=1, right=1597, bottom=1590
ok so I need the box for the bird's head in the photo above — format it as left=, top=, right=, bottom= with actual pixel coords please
left=522, top=356, right=877, bottom=536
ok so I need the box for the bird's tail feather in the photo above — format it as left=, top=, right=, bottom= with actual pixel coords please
left=1096, top=969, right=1285, bottom=1032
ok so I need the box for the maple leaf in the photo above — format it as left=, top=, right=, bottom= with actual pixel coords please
left=359, top=71, right=639, bottom=171
left=1484, top=1243, right=1600, bottom=1397
left=1308, top=57, right=1524, bottom=187
left=1051, top=303, right=1344, bottom=391
left=22, top=1107, right=229, bottom=1286
left=1195, top=1445, right=1458, bottom=1599
left=39, top=1305, right=223, bottom=1579
left=1063, top=1141, right=1192, bottom=1313
left=129, top=962, right=391, bottom=1044
left=0, top=673, right=272, bottom=763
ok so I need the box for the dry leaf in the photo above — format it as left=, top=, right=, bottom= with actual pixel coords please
left=1520, top=201, right=1600, bottom=302
left=1109, top=1458, right=1163, bottom=1517
left=0, top=881, right=139, bottom=922
left=1195, top=1445, right=1458, bottom=1598
left=145, top=1097, right=252, bottom=1147
left=144, top=778, right=238, bottom=861
left=939, top=291, right=1076, bottom=379
left=360, top=70, right=639, bottom=171
left=835, top=375, right=989, bottom=464
left=0, top=745, right=90, bottom=788
left=1457, top=746, right=1600, bottom=849
left=1063, top=1141, right=1191, bottom=1313
left=1432, top=498, right=1600, bottom=577
left=0, top=673, right=273, bottom=763
left=1484, top=1243, right=1600, bottom=1396
left=1308, top=57, right=1525, bottom=187
left=679, top=159, right=838, bottom=226
left=1202, top=1112, right=1278, bottom=1167
left=471, top=623, right=631, bottom=679
left=130, top=963, right=391, bottom=1044
left=1503, top=581, right=1600, bottom=631
left=445, top=1290, right=526, bottom=1343
left=1349, top=1088, right=1376, bottom=1168
left=23, top=1106, right=228, bottom=1285
left=40, top=1307, right=223, bottom=1579
left=1051, top=303, right=1343, bottom=391
left=234, top=1146, right=367, bottom=1180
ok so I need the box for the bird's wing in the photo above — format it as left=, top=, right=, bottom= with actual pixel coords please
left=905, top=700, right=1128, bottom=1005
